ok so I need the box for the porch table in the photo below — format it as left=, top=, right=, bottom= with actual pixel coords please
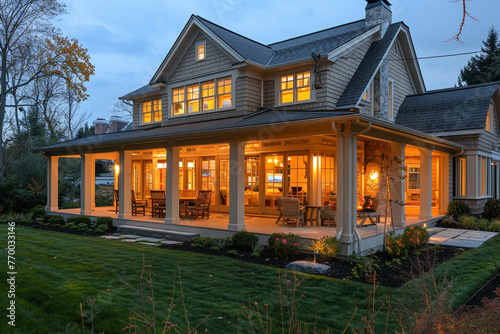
left=304, top=205, right=328, bottom=226
left=357, top=210, right=380, bottom=227
left=179, top=197, right=197, bottom=218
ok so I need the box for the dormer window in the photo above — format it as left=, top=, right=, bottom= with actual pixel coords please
left=196, top=42, right=205, bottom=61
left=172, top=76, right=232, bottom=116
left=142, top=99, right=162, bottom=123
left=280, top=71, right=311, bottom=104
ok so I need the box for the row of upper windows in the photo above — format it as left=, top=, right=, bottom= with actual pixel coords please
left=140, top=71, right=313, bottom=124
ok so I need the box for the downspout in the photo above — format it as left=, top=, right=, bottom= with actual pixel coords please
left=332, top=120, right=372, bottom=254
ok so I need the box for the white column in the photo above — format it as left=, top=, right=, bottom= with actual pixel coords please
left=118, top=150, right=132, bottom=219
left=390, top=143, right=406, bottom=228
left=310, top=151, right=322, bottom=206
left=228, top=141, right=246, bottom=231
left=335, top=123, right=358, bottom=255
left=165, top=146, right=180, bottom=225
left=80, top=154, right=94, bottom=216
left=441, top=155, right=450, bottom=215
left=46, top=156, right=59, bottom=212
left=419, top=148, right=432, bottom=220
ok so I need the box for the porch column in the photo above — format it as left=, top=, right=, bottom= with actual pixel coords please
left=80, top=153, right=94, bottom=216
left=118, top=150, right=132, bottom=219
left=165, top=146, right=180, bottom=225
left=335, top=123, right=359, bottom=255
left=419, top=148, right=432, bottom=220
left=46, top=155, right=59, bottom=212
left=310, top=151, right=322, bottom=206
left=228, top=141, right=246, bottom=231
left=390, top=143, right=406, bottom=228
left=441, top=155, right=450, bottom=215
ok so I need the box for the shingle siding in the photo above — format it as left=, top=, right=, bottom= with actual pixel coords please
left=388, top=40, right=416, bottom=119
left=169, top=33, right=234, bottom=83
left=236, top=76, right=262, bottom=113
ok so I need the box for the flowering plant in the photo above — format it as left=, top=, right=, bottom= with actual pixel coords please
left=271, top=233, right=301, bottom=258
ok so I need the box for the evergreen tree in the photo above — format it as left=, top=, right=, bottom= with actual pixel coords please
left=458, top=27, right=500, bottom=86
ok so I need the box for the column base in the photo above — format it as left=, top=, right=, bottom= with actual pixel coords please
left=80, top=209, right=93, bottom=216
left=164, top=218, right=181, bottom=225
left=46, top=206, right=59, bottom=212
left=227, top=223, right=246, bottom=231
left=118, top=213, right=132, bottom=219
left=418, top=214, right=432, bottom=220
left=393, top=220, right=406, bottom=228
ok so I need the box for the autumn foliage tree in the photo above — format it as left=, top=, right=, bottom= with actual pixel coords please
left=0, top=0, right=95, bottom=179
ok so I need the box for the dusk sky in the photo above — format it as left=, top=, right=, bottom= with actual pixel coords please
left=56, top=0, right=499, bottom=123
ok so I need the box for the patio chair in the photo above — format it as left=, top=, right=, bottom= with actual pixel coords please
left=150, top=190, right=166, bottom=218
left=114, top=189, right=119, bottom=213
left=275, top=196, right=285, bottom=224
left=131, top=190, right=147, bottom=216
left=186, top=190, right=212, bottom=219
left=280, top=197, right=305, bottom=227
left=320, top=199, right=336, bottom=226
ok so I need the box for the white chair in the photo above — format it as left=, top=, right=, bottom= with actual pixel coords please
left=280, top=197, right=305, bottom=227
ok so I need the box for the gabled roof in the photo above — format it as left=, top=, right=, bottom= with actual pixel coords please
left=120, top=84, right=159, bottom=100
left=395, top=81, right=500, bottom=133
left=337, top=22, right=413, bottom=108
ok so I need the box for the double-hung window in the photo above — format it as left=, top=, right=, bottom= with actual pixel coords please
left=280, top=71, right=311, bottom=104
left=142, top=99, right=162, bottom=123
left=172, top=76, right=232, bottom=116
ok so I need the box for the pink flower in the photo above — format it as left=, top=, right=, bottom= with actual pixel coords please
left=282, top=239, right=288, bottom=244
left=276, top=238, right=280, bottom=241
left=293, top=243, right=298, bottom=246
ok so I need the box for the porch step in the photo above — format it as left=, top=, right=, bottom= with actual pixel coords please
left=116, top=225, right=199, bottom=242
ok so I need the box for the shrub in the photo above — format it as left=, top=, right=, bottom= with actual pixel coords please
left=192, top=236, right=216, bottom=247
left=447, top=200, right=470, bottom=219
left=78, top=223, right=89, bottom=231
left=268, top=232, right=284, bottom=248
left=459, top=215, right=479, bottom=230
left=30, top=205, right=46, bottom=221
left=439, top=217, right=459, bottom=228
left=488, top=219, right=500, bottom=232
left=401, top=225, right=429, bottom=249
left=385, top=233, right=407, bottom=258
left=232, top=230, right=259, bottom=251
left=95, top=216, right=114, bottom=229
left=476, top=218, right=489, bottom=231
left=250, top=252, right=260, bottom=258
left=66, top=216, right=92, bottom=228
left=95, top=224, right=109, bottom=233
left=47, top=215, right=65, bottom=227
left=482, top=199, right=500, bottom=220
left=309, top=236, right=342, bottom=259
left=210, top=245, right=219, bottom=251
left=227, top=250, right=238, bottom=256
left=272, top=233, right=301, bottom=258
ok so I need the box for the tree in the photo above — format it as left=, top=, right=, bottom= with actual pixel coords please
left=458, top=27, right=500, bottom=86
left=0, top=0, right=95, bottom=179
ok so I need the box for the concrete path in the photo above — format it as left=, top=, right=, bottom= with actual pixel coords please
left=99, top=233, right=183, bottom=246
left=427, top=227, right=498, bottom=248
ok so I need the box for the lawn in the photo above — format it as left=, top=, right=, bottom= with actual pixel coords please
left=0, top=225, right=498, bottom=333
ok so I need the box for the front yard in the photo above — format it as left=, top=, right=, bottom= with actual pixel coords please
left=1, top=225, right=499, bottom=333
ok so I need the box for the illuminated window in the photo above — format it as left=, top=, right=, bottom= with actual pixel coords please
left=280, top=71, right=310, bottom=104
left=481, top=157, right=488, bottom=196
left=458, top=157, right=466, bottom=197
left=196, top=42, right=205, bottom=61
left=172, top=88, right=185, bottom=115
left=171, top=77, right=232, bottom=116
left=142, top=99, right=162, bottom=123
left=486, top=103, right=495, bottom=132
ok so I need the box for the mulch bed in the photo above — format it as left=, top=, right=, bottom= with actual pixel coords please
left=160, top=242, right=467, bottom=288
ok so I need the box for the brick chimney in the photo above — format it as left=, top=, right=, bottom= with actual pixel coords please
left=108, top=116, right=128, bottom=133
left=365, top=0, right=392, bottom=37
left=92, top=118, right=109, bottom=135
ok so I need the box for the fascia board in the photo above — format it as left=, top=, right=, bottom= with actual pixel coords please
left=397, top=26, right=426, bottom=93
left=328, top=25, right=380, bottom=62
left=149, top=16, right=245, bottom=85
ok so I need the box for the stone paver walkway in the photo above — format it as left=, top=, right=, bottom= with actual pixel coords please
left=427, top=227, right=498, bottom=248
left=99, top=233, right=184, bottom=246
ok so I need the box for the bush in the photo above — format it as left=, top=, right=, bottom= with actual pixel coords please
left=272, top=233, right=301, bottom=258
left=401, top=225, right=429, bottom=249
left=231, top=230, right=259, bottom=251
left=309, top=236, right=342, bottom=259
left=385, top=233, right=407, bottom=258
left=268, top=232, right=284, bottom=248
left=482, top=199, right=500, bottom=220
left=447, top=200, right=470, bottom=219
left=30, top=205, right=46, bottom=221
left=95, top=224, right=109, bottom=233
left=77, top=223, right=89, bottom=231
left=47, top=215, right=65, bottom=227
left=66, top=216, right=92, bottom=228
left=95, top=216, right=113, bottom=229
left=459, top=215, right=479, bottom=230
left=488, top=219, right=500, bottom=232
left=192, top=236, right=216, bottom=247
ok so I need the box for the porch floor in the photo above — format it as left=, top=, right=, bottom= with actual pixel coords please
left=53, top=207, right=441, bottom=241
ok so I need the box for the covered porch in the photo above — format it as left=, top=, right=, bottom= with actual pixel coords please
left=41, top=112, right=463, bottom=254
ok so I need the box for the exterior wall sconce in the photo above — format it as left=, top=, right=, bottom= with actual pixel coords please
left=370, top=169, right=378, bottom=180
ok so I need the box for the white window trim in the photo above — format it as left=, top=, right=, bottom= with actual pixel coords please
left=169, top=75, right=235, bottom=117
left=276, top=69, right=315, bottom=106
left=388, top=79, right=394, bottom=120
left=456, top=156, right=467, bottom=197
left=196, top=41, right=206, bottom=62
left=362, top=82, right=374, bottom=116
left=141, top=99, right=162, bottom=125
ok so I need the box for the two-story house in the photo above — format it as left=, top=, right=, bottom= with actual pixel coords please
left=39, top=0, right=500, bottom=254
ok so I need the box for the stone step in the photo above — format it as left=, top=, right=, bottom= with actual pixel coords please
left=116, top=225, right=199, bottom=242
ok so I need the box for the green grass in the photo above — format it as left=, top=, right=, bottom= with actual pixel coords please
left=0, top=225, right=498, bottom=333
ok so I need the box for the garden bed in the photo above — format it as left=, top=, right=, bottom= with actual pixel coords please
left=160, top=242, right=467, bottom=288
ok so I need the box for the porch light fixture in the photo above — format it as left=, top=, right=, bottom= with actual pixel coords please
left=370, top=169, right=378, bottom=180
left=114, top=165, right=120, bottom=174
left=157, top=162, right=167, bottom=169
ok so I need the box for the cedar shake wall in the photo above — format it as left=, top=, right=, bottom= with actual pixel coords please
left=263, top=80, right=275, bottom=109
left=388, top=41, right=416, bottom=119
left=236, top=76, right=262, bottom=113
left=169, top=33, right=234, bottom=82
